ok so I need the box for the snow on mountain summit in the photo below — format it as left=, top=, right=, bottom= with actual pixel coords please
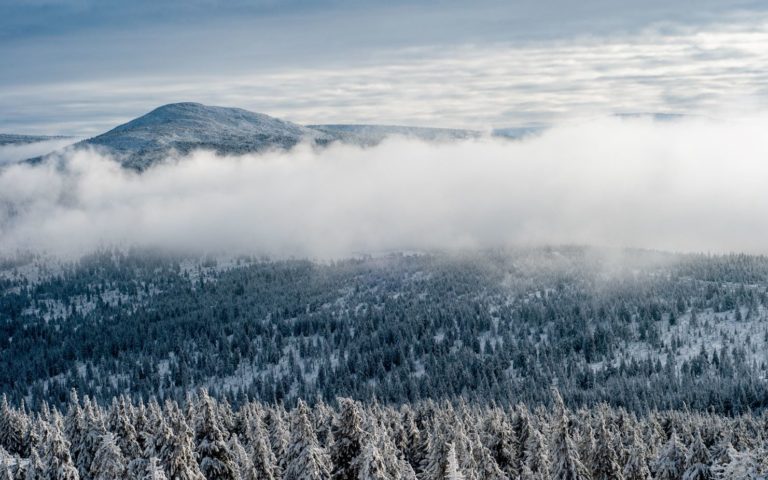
left=82, top=102, right=334, bottom=170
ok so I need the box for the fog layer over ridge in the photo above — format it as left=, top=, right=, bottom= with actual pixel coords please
left=0, top=138, right=76, bottom=165
left=1, top=116, right=767, bottom=257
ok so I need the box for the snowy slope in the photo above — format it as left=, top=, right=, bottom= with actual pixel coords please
left=25, top=102, right=545, bottom=170
left=79, top=102, right=337, bottom=170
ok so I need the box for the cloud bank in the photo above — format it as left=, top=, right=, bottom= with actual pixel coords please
left=4, top=13, right=768, bottom=136
left=1, top=115, right=767, bottom=258
left=0, top=138, right=75, bottom=165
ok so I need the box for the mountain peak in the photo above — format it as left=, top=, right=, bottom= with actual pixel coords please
left=82, top=102, right=330, bottom=170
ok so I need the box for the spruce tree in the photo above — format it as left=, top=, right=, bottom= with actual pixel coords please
left=592, top=416, right=623, bottom=480
left=284, top=400, right=331, bottom=480
left=444, top=443, right=465, bottom=480
left=41, top=424, right=79, bottom=480
left=24, top=448, right=46, bottom=480
left=485, top=413, right=516, bottom=480
left=158, top=411, right=205, bottom=480
left=247, top=415, right=279, bottom=480
left=682, top=432, right=712, bottom=480
left=520, top=426, right=550, bottom=480
left=653, top=431, right=687, bottom=480
left=195, top=392, right=238, bottom=480
left=623, top=429, right=651, bottom=480
left=143, top=457, right=169, bottom=480
left=550, top=389, right=592, bottom=480
left=354, top=440, right=390, bottom=480
left=331, top=398, right=365, bottom=480
left=90, top=433, right=127, bottom=480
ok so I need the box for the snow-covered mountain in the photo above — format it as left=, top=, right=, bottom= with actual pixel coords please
left=77, top=102, right=337, bottom=170
left=23, top=102, right=543, bottom=170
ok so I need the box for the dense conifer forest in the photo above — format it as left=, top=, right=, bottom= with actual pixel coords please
left=0, top=387, right=766, bottom=479
left=2, top=247, right=768, bottom=414
left=2, top=247, right=768, bottom=478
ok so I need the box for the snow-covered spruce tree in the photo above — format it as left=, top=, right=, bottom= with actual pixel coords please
left=143, top=457, right=168, bottom=480
left=157, top=409, right=205, bottom=480
left=653, top=431, right=687, bottom=480
left=195, top=391, right=238, bottom=480
left=313, top=399, right=336, bottom=447
left=107, top=396, right=141, bottom=461
left=592, top=416, right=623, bottom=480
left=401, top=407, right=422, bottom=470
left=331, top=398, right=366, bottom=480
left=484, top=412, right=516, bottom=480
left=284, top=400, right=331, bottom=480
left=0, top=457, right=12, bottom=480
left=712, top=449, right=761, bottom=480
left=75, top=399, right=107, bottom=480
left=266, top=406, right=290, bottom=472
left=24, top=448, right=46, bottom=480
left=398, top=456, right=419, bottom=480
left=682, top=432, right=712, bottom=480
left=622, top=429, right=651, bottom=480
left=520, top=425, right=550, bottom=480
left=467, top=426, right=507, bottom=480
left=227, top=434, right=258, bottom=480
left=444, top=443, right=465, bottom=480
left=577, top=422, right=596, bottom=478
left=89, top=433, right=127, bottom=480
left=511, top=404, right=531, bottom=477
left=246, top=415, right=279, bottom=480
left=550, top=388, right=592, bottom=480
left=41, top=424, right=79, bottom=480
left=417, top=431, right=440, bottom=480
left=0, top=396, right=28, bottom=456
left=353, top=439, right=390, bottom=480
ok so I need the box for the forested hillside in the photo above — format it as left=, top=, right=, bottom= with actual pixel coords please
left=2, top=247, right=768, bottom=414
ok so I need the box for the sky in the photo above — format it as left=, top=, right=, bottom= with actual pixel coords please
left=3, top=0, right=768, bottom=136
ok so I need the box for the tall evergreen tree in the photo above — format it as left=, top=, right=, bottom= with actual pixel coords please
left=444, top=443, right=465, bottom=480
left=284, top=400, right=331, bottom=480
left=246, top=415, right=279, bottom=480
left=195, top=391, right=238, bottom=480
left=623, top=429, right=651, bottom=480
left=90, top=433, right=127, bottom=480
left=41, top=425, right=79, bottom=480
left=592, top=416, right=623, bottom=480
left=158, top=411, right=205, bottom=480
left=682, top=432, right=712, bottom=480
left=354, top=440, right=390, bottom=480
left=520, top=426, right=550, bottom=480
left=228, top=434, right=258, bottom=480
left=331, top=398, right=366, bottom=480
left=550, top=389, right=592, bottom=480
left=142, top=457, right=169, bottom=480
left=653, top=431, right=687, bottom=480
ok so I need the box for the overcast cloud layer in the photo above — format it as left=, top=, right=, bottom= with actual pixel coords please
left=2, top=2, right=768, bottom=135
left=1, top=115, right=766, bottom=258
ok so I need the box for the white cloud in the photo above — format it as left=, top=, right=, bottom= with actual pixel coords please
left=0, top=138, right=76, bottom=165
left=1, top=115, right=767, bottom=258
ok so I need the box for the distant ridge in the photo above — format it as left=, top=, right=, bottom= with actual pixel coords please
left=0, top=133, right=72, bottom=146
left=24, top=102, right=544, bottom=170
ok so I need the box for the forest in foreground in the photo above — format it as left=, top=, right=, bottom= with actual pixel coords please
left=1, top=387, right=766, bottom=480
